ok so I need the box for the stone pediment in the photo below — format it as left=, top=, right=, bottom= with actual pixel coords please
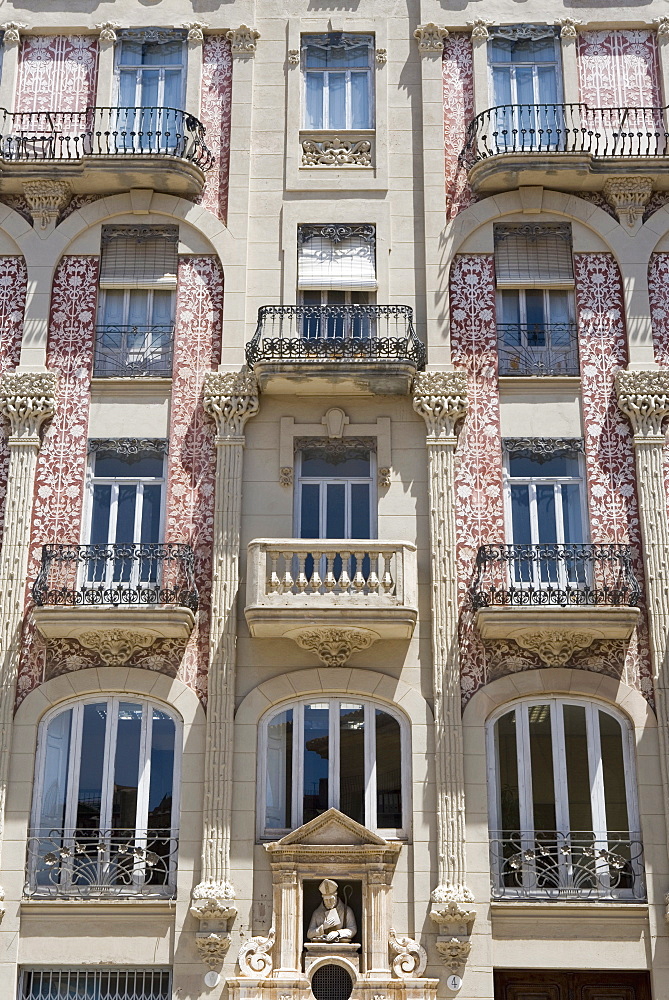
left=265, top=809, right=401, bottom=868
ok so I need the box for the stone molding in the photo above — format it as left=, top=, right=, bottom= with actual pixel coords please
left=227, top=24, right=260, bottom=55
left=412, top=371, right=468, bottom=440
left=23, top=180, right=71, bottom=234
left=88, top=437, right=168, bottom=456
left=238, top=929, right=275, bottom=978
left=435, top=937, right=472, bottom=973
left=512, top=629, right=595, bottom=666
left=203, top=370, right=260, bottom=439
left=556, top=18, right=582, bottom=38
left=1, top=22, right=26, bottom=43
left=0, top=372, right=57, bottom=442
left=302, top=135, right=372, bottom=167
left=616, top=369, right=669, bottom=438
left=388, top=929, right=427, bottom=979
left=413, top=23, right=449, bottom=53
left=77, top=629, right=154, bottom=665
left=291, top=626, right=378, bottom=666
left=603, top=177, right=653, bottom=231
left=430, top=885, right=477, bottom=928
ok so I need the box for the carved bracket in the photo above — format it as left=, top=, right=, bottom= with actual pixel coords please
left=203, top=370, right=260, bottom=439
left=414, top=23, right=449, bottom=53
left=616, top=369, right=669, bottom=438
left=412, top=371, right=468, bottom=439
left=23, top=180, right=71, bottom=234
left=1, top=22, right=26, bottom=43
left=289, top=626, right=379, bottom=666
left=238, top=928, right=275, bottom=978
left=469, top=18, right=494, bottom=40
left=0, top=371, right=57, bottom=442
left=191, top=878, right=238, bottom=969
left=603, top=177, right=653, bottom=232
left=227, top=24, right=260, bottom=55
left=430, top=884, right=476, bottom=931
left=556, top=18, right=582, bottom=39
left=388, top=929, right=427, bottom=979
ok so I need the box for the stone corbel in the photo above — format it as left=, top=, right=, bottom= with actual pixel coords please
left=238, top=928, right=275, bottom=978
left=190, top=885, right=238, bottom=970
left=289, top=626, right=378, bottom=666
left=429, top=884, right=475, bottom=969
left=227, top=24, right=260, bottom=56
left=412, top=371, right=468, bottom=440
left=556, top=18, right=582, bottom=39
left=388, top=929, right=427, bottom=979
left=616, top=369, right=669, bottom=439
left=1, top=22, right=27, bottom=44
left=413, top=23, right=449, bottom=53
left=22, top=181, right=71, bottom=235
left=655, top=16, right=669, bottom=37
left=96, top=22, right=120, bottom=43
left=183, top=22, right=207, bottom=42
left=203, top=370, right=260, bottom=440
left=0, top=371, right=57, bottom=443
left=603, top=177, right=653, bottom=233
left=469, top=19, right=494, bottom=41
left=435, top=937, right=472, bottom=974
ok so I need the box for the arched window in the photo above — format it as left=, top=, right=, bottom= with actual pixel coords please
left=28, top=697, right=181, bottom=899
left=259, top=698, right=409, bottom=839
left=487, top=698, right=644, bottom=900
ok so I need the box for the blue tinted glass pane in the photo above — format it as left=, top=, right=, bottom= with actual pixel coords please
left=561, top=484, right=583, bottom=543
left=119, top=42, right=142, bottom=65
left=102, top=290, right=125, bottom=326
left=300, top=483, right=321, bottom=539
left=94, top=452, right=164, bottom=478
left=148, top=710, right=175, bottom=829
left=143, top=41, right=183, bottom=66
left=376, top=710, right=402, bottom=828
left=515, top=66, right=535, bottom=104
left=113, top=703, right=142, bottom=828
left=350, top=484, right=370, bottom=538
left=163, top=69, right=183, bottom=107
left=115, top=485, right=137, bottom=544
left=306, top=73, right=324, bottom=128
left=301, top=452, right=370, bottom=477
left=536, top=485, right=557, bottom=543
left=90, top=485, right=112, bottom=545
left=537, top=64, right=558, bottom=102
left=127, top=290, right=150, bottom=327
left=351, top=72, right=370, bottom=128
left=40, top=710, right=72, bottom=830
left=490, top=39, right=512, bottom=62
left=345, top=42, right=371, bottom=67
left=510, top=485, right=531, bottom=544
left=328, top=73, right=346, bottom=129
left=140, top=69, right=160, bottom=106
left=508, top=452, right=581, bottom=478
left=303, top=704, right=329, bottom=823
left=141, top=485, right=162, bottom=543
left=305, top=42, right=328, bottom=68
left=266, top=709, right=293, bottom=829
left=492, top=66, right=512, bottom=105
left=326, top=483, right=346, bottom=537
left=339, top=704, right=364, bottom=824
left=76, top=703, right=107, bottom=830
left=151, top=290, right=175, bottom=325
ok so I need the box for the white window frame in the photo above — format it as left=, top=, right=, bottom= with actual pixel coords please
left=497, top=288, right=576, bottom=348
left=302, top=33, right=374, bottom=131
left=294, top=447, right=378, bottom=539
left=85, top=447, right=166, bottom=544
left=257, top=697, right=411, bottom=841
left=503, top=445, right=589, bottom=547
left=115, top=38, right=186, bottom=108
left=488, top=32, right=563, bottom=107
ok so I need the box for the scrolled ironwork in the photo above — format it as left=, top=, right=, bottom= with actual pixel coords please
left=470, top=542, right=640, bottom=609
left=32, top=542, right=198, bottom=612
left=490, top=831, right=645, bottom=901
left=25, top=828, right=178, bottom=900
left=497, top=324, right=579, bottom=377
left=93, top=324, right=174, bottom=378
left=246, top=304, right=426, bottom=369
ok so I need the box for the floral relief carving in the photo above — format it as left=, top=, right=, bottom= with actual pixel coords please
left=511, top=629, right=595, bottom=666
left=77, top=630, right=155, bottom=666
left=302, top=136, right=372, bottom=167
left=165, top=257, right=223, bottom=704
left=199, top=37, right=233, bottom=223
left=0, top=257, right=28, bottom=540
left=16, top=35, right=99, bottom=113
left=291, top=627, right=377, bottom=666
left=443, top=35, right=475, bottom=221
left=577, top=30, right=661, bottom=107
left=414, top=23, right=449, bottom=54
left=486, top=638, right=627, bottom=682
left=449, top=256, right=505, bottom=706
left=575, top=253, right=653, bottom=704
left=226, top=25, right=260, bottom=56
left=16, top=257, right=99, bottom=707
left=43, top=637, right=186, bottom=681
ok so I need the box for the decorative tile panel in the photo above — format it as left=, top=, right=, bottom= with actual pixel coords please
left=17, top=257, right=99, bottom=707
left=199, top=36, right=233, bottom=223
left=443, top=35, right=474, bottom=221
left=574, top=253, right=653, bottom=704
left=0, top=257, right=28, bottom=539
left=577, top=30, right=661, bottom=107
left=450, top=255, right=505, bottom=704
left=16, top=36, right=99, bottom=113
left=646, top=253, right=669, bottom=588
left=165, top=256, right=223, bottom=703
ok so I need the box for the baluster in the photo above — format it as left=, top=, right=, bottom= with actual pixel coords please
left=381, top=551, right=394, bottom=594
left=339, top=551, right=351, bottom=594
left=368, top=550, right=380, bottom=594
left=281, top=551, right=295, bottom=594
left=324, top=552, right=336, bottom=593
left=310, top=552, right=322, bottom=593
left=296, top=553, right=308, bottom=593
left=352, top=551, right=366, bottom=593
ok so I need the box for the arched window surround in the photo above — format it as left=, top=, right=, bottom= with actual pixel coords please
left=257, top=696, right=411, bottom=841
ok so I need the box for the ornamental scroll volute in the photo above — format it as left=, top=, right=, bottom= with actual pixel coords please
left=412, top=371, right=468, bottom=439
left=203, top=370, right=260, bottom=438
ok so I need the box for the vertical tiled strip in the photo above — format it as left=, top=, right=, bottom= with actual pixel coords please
left=449, top=255, right=505, bottom=704
left=165, top=256, right=223, bottom=702
left=443, top=35, right=474, bottom=221
left=199, top=37, right=233, bottom=222
left=16, top=256, right=99, bottom=706
left=0, top=257, right=28, bottom=540
left=575, top=253, right=654, bottom=703
left=647, top=252, right=669, bottom=579
left=577, top=29, right=661, bottom=105
left=16, top=36, right=99, bottom=112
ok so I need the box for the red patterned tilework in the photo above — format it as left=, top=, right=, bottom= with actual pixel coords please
left=443, top=34, right=475, bottom=221
left=16, top=36, right=99, bottom=113
left=199, top=36, right=233, bottom=222
left=577, top=30, right=661, bottom=106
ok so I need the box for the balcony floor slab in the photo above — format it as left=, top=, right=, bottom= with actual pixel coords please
left=468, top=152, right=669, bottom=195
left=253, top=361, right=417, bottom=395
left=476, top=605, right=640, bottom=644
left=32, top=605, right=195, bottom=643
left=0, top=156, right=206, bottom=199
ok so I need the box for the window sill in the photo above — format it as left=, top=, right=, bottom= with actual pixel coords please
left=498, top=375, right=581, bottom=393
left=21, top=898, right=176, bottom=915
left=490, top=900, right=648, bottom=917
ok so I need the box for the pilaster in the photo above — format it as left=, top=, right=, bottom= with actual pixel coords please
left=0, top=24, right=25, bottom=113
left=190, top=370, right=259, bottom=966
left=411, top=371, right=475, bottom=966
left=95, top=23, right=118, bottom=106
left=557, top=20, right=581, bottom=104
left=470, top=21, right=492, bottom=120
left=184, top=23, right=207, bottom=118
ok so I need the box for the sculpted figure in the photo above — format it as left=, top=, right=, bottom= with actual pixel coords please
left=307, top=879, right=356, bottom=942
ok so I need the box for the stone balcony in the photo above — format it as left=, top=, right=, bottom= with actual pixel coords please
left=31, top=543, right=198, bottom=647
left=245, top=539, right=417, bottom=664
left=462, top=103, right=669, bottom=199
left=0, top=106, right=213, bottom=198
left=245, top=305, right=425, bottom=395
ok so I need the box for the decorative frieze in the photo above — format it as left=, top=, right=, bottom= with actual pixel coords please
left=291, top=626, right=377, bottom=666
left=503, top=437, right=584, bottom=459
left=603, top=177, right=653, bottom=231
left=88, top=437, right=168, bottom=456
left=302, top=135, right=372, bottom=167
left=0, top=372, right=57, bottom=442
left=118, top=28, right=187, bottom=45
left=414, top=23, right=449, bottom=53
left=388, top=930, right=427, bottom=979
left=22, top=181, right=71, bottom=234
left=227, top=24, right=260, bottom=56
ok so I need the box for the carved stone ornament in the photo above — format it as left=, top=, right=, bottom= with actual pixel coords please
left=191, top=877, right=238, bottom=909
left=279, top=466, right=294, bottom=487
left=88, top=437, right=168, bottom=456
left=413, top=23, right=449, bottom=53
left=491, top=25, right=557, bottom=42
left=102, top=224, right=179, bottom=246
left=227, top=24, right=260, bottom=56
left=378, top=467, right=391, bottom=488
left=616, top=369, right=669, bottom=438
left=603, top=177, right=653, bottom=230
left=183, top=22, right=207, bottom=42
left=196, top=932, right=232, bottom=969
left=302, top=136, right=372, bottom=167
left=77, top=630, right=154, bottom=665
left=118, top=28, right=187, bottom=45
left=435, top=937, right=472, bottom=974
left=288, top=48, right=300, bottom=64
left=1, top=22, right=27, bottom=43
left=0, top=371, right=57, bottom=442
left=291, top=627, right=378, bottom=666
left=469, top=19, right=494, bottom=40
left=238, top=928, right=275, bottom=978
left=503, top=437, right=584, bottom=460
left=430, top=884, right=476, bottom=928
left=23, top=180, right=71, bottom=232
left=203, top=370, right=260, bottom=439
left=388, top=929, right=427, bottom=979
left=512, top=629, right=595, bottom=667
left=96, top=22, right=120, bottom=43
left=412, top=371, right=468, bottom=439
left=298, top=224, right=376, bottom=247
left=655, top=17, right=669, bottom=37
left=376, top=48, right=388, bottom=65
left=557, top=18, right=582, bottom=38
left=494, top=222, right=572, bottom=246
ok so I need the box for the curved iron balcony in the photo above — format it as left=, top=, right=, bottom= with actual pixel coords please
left=498, top=323, right=579, bottom=377
left=93, top=324, right=174, bottom=378
left=490, top=831, right=645, bottom=901
left=470, top=543, right=640, bottom=610
left=32, top=542, right=198, bottom=611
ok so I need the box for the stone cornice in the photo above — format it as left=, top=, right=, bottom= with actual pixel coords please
left=412, top=371, right=468, bottom=439
left=203, top=370, right=260, bottom=439
left=0, top=371, right=57, bottom=442
left=616, top=369, right=669, bottom=439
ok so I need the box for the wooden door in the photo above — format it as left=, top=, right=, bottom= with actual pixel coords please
left=495, top=971, right=651, bottom=1000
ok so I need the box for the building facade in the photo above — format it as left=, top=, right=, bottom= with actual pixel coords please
left=0, top=2, right=668, bottom=999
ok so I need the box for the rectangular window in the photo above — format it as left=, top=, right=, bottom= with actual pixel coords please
left=117, top=33, right=185, bottom=109
left=19, top=968, right=172, bottom=1000
left=489, top=28, right=562, bottom=151
left=303, top=33, right=373, bottom=130
left=296, top=442, right=375, bottom=540
left=298, top=224, right=377, bottom=291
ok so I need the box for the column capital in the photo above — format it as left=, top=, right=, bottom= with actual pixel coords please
left=0, top=371, right=57, bottom=442
left=226, top=24, right=260, bottom=56
left=1, top=22, right=26, bottom=44
left=616, top=369, right=669, bottom=439
left=412, top=370, right=468, bottom=439
left=413, top=22, right=449, bottom=54
left=203, top=370, right=259, bottom=439
left=183, top=21, right=207, bottom=43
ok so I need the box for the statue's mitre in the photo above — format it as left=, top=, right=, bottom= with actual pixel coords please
left=319, top=879, right=338, bottom=895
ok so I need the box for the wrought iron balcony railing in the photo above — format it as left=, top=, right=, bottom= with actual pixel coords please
left=498, top=324, right=579, bottom=377
left=490, top=831, right=645, bottom=901
left=32, top=543, right=198, bottom=611
left=245, top=305, right=426, bottom=369
left=471, top=543, right=640, bottom=609
left=0, top=106, right=213, bottom=169
left=93, top=325, right=174, bottom=378
left=25, top=828, right=178, bottom=900
left=462, top=103, right=669, bottom=166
